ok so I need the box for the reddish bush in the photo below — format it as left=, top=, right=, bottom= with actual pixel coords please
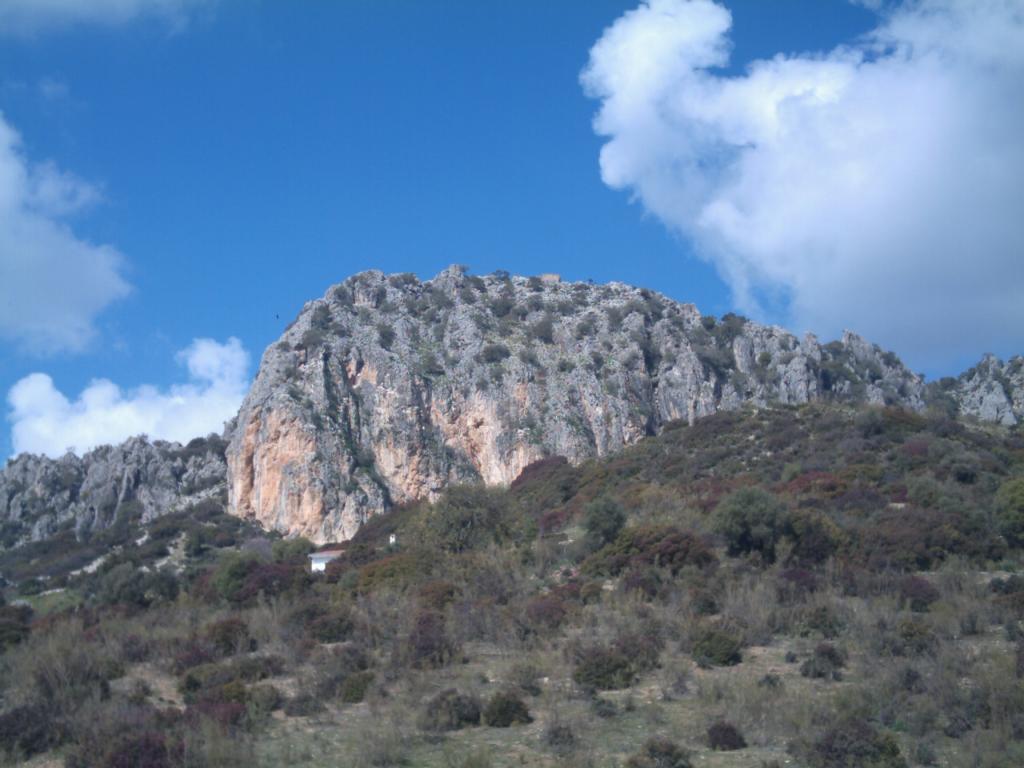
left=407, top=610, right=458, bottom=668
left=778, top=568, right=819, bottom=601
left=525, top=594, right=568, bottom=631
left=897, top=575, right=940, bottom=612
left=104, top=732, right=173, bottom=768
left=235, top=562, right=310, bottom=603
left=417, top=580, right=459, bottom=610
left=622, top=568, right=662, bottom=599
left=187, top=698, right=247, bottom=729
left=171, top=637, right=215, bottom=674
left=582, top=525, right=715, bottom=576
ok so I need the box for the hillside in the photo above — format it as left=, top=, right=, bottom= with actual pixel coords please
left=1, top=402, right=1022, bottom=767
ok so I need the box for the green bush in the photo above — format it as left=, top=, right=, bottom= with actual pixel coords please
left=423, top=485, right=514, bottom=553
left=481, top=343, right=511, bottom=363
left=272, top=538, right=314, bottom=563
left=582, top=497, right=626, bottom=552
left=284, top=692, right=324, bottom=717
left=707, top=721, right=747, bottom=751
left=995, top=477, right=1024, bottom=548
left=530, top=315, right=555, bottom=344
left=800, top=642, right=846, bottom=681
left=340, top=670, right=374, bottom=703
left=572, top=647, right=632, bottom=690
left=713, top=488, right=790, bottom=563
left=482, top=691, right=532, bottom=727
left=691, top=626, right=743, bottom=667
left=203, top=617, right=252, bottom=656
left=377, top=323, right=396, bottom=350
left=808, top=718, right=907, bottom=768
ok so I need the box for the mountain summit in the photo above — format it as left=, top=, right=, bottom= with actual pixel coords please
left=2, top=267, right=1020, bottom=548
left=225, top=266, right=1022, bottom=543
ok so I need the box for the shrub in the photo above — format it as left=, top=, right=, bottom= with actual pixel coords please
left=626, top=737, right=692, bottom=768
left=808, top=718, right=908, bottom=768
left=340, top=671, right=374, bottom=704
left=272, top=538, right=314, bottom=564
left=248, top=684, right=284, bottom=715
left=482, top=691, right=532, bottom=727
left=101, top=731, right=173, bottom=768
left=310, top=644, right=370, bottom=699
left=524, top=594, right=568, bottom=632
left=691, top=626, right=742, bottom=667
left=507, top=661, right=544, bottom=696
left=424, top=486, right=513, bottom=553
left=203, top=617, right=252, bottom=657
left=0, top=703, right=54, bottom=760
left=377, top=323, right=396, bottom=350
left=284, top=693, right=324, bottom=717
left=418, top=689, right=481, bottom=731
left=542, top=721, right=576, bottom=755
left=407, top=611, right=458, bottom=668
left=417, top=579, right=459, bottom=611
left=800, top=642, right=846, bottom=681
left=713, top=488, right=789, bottom=563
left=530, top=316, right=555, bottom=344
left=0, top=604, right=32, bottom=649
left=995, top=477, right=1024, bottom=548
left=583, top=525, right=715, bottom=576
left=582, top=496, right=626, bottom=552
left=308, top=609, right=353, bottom=643
left=707, top=721, right=747, bottom=751
left=481, top=343, right=511, bottom=363
left=897, top=575, right=940, bottom=612
left=571, top=643, right=641, bottom=690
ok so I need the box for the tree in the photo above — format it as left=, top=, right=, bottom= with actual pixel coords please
left=713, top=488, right=789, bottom=563
left=583, top=497, right=625, bottom=552
left=995, top=477, right=1024, bottom=548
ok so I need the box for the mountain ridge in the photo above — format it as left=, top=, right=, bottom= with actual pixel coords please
left=2, top=266, right=1022, bottom=547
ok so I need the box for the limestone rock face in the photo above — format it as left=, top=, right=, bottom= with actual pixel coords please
left=226, top=267, right=932, bottom=542
left=4, top=268, right=1019, bottom=550
left=0, top=435, right=227, bottom=547
left=945, top=354, right=1024, bottom=426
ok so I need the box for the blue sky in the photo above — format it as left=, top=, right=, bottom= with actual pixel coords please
left=2, top=0, right=1021, bottom=458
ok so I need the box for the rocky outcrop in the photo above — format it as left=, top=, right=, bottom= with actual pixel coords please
left=0, top=435, right=227, bottom=548
left=227, top=266, right=934, bottom=543
left=939, top=354, right=1024, bottom=426
left=5, top=267, right=1020, bottom=549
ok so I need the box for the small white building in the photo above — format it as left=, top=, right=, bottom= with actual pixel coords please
left=308, top=549, right=345, bottom=573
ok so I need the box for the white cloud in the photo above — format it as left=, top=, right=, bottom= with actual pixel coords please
left=583, top=0, right=1024, bottom=372
left=0, top=112, right=131, bottom=353
left=0, top=0, right=213, bottom=35
left=7, top=337, right=249, bottom=458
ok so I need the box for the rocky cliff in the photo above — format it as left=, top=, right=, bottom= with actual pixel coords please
left=227, top=266, right=998, bottom=543
left=4, top=267, right=1021, bottom=548
left=0, top=435, right=227, bottom=548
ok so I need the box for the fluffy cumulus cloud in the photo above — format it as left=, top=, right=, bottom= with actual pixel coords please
left=0, top=113, right=131, bottom=353
left=583, top=0, right=1024, bottom=371
left=0, top=0, right=213, bottom=35
left=7, top=337, right=249, bottom=458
